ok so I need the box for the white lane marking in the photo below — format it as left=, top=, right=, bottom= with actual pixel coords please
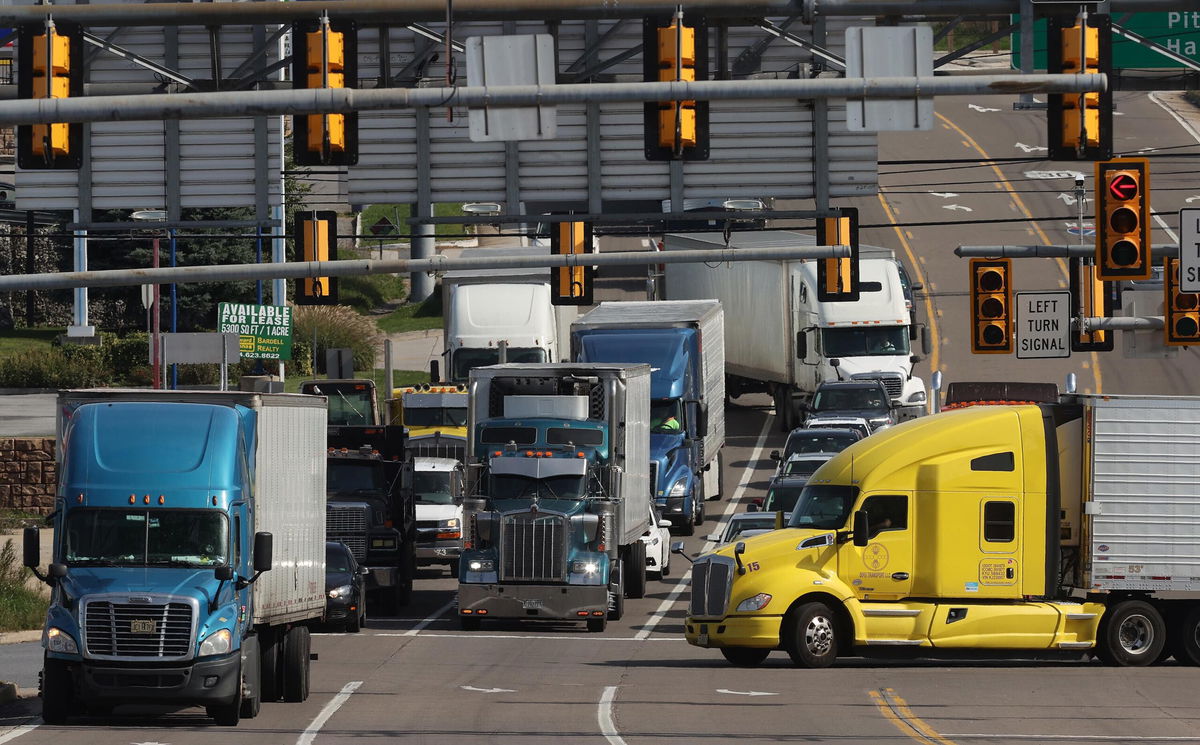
left=1015, top=142, right=1048, bottom=153
left=943, top=204, right=973, bottom=212
left=461, top=685, right=515, bottom=693
left=634, top=412, right=775, bottom=641
left=375, top=633, right=683, bottom=641
left=968, top=104, right=999, bottom=113
left=403, top=600, right=456, bottom=637
left=1153, top=211, right=1179, bottom=244
left=929, top=192, right=958, bottom=198
left=296, top=680, right=362, bottom=745
left=716, top=689, right=778, bottom=697
left=945, top=736, right=1200, bottom=742
left=1186, top=196, right=1200, bottom=204
left=0, top=725, right=39, bottom=744
left=598, top=685, right=626, bottom=745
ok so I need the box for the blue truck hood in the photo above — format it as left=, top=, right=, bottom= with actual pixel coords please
left=59, top=566, right=224, bottom=607
left=650, top=432, right=684, bottom=461
left=575, top=329, right=691, bottom=399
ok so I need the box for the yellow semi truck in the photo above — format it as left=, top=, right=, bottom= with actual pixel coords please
left=682, top=393, right=1200, bottom=668
left=387, top=384, right=468, bottom=458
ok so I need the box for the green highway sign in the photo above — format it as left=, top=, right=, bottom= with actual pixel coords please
left=1013, top=13, right=1200, bottom=70
left=217, top=302, right=293, bottom=360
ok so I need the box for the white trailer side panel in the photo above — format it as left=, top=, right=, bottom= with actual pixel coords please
left=1085, top=395, right=1200, bottom=592
left=252, top=399, right=328, bottom=625
left=618, top=367, right=652, bottom=546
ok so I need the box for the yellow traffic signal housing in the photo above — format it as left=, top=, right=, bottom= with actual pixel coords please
left=1068, top=257, right=1115, bottom=352
left=17, top=22, right=83, bottom=169
left=643, top=15, right=708, bottom=161
left=294, top=210, right=339, bottom=305
left=1095, top=158, right=1151, bottom=280
left=970, top=258, right=1012, bottom=354
left=1046, top=15, right=1112, bottom=161
left=1165, top=258, right=1200, bottom=346
left=551, top=221, right=593, bottom=306
left=816, top=208, right=860, bottom=302
left=292, top=19, right=358, bottom=167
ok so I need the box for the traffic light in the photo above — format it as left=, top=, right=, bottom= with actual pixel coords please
left=643, top=15, right=708, bottom=161
left=970, top=258, right=1012, bottom=354
left=551, top=220, right=593, bottom=306
left=292, top=18, right=357, bottom=166
left=1095, top=158, right=1151, bottom=280
left=816, top=208, right=860, bottom=302
left=1164, top=258, right=1200, bottom=346
left=1046, top=14, right=1112, bottom=161
left=294, top=210, right=338, bottom=305
left=1069, top=257, right=1115, bottom=352
left=16, top=21, right=83, bottom=170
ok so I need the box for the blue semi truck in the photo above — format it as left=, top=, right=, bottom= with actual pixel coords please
left=457, top=363, right=652, bottom=631
left=571, top=300, right=726, bottom=536
left=24, top=390, right=327, bottom=726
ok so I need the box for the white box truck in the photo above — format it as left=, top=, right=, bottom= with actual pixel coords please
left=663, top=231, right=928, bottom=431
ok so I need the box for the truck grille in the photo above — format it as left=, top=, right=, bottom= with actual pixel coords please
left=500, top=511, right=567, bottom=582
left=689, top=556, right=735, bottom=618
left=853, top=372, right=903, bottom=401
left=83, top=599, right=193, bottom=659
left=327, top=503, right=369, bottom=559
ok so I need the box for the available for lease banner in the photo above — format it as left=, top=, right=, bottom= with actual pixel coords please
left=217, top=302, right=293, bottom=360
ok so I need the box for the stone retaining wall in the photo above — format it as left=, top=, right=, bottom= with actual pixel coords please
left=0, top=438, right=56, bottom=515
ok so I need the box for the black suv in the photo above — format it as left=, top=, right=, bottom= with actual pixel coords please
left=804, top=380, right=894, bottom=434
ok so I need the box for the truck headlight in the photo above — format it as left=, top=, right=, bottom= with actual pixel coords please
left=909, top=390, right=927, bottom=404
left=328, top=584, right=353, bottom=599
left=869, top=416, right=894, bottom=429
left=668, top=477, right=689, bottom=498
left=198, top=628, right=231, bottom=657
left=735, top=593, right=773, bottom=612
left=371, top=537, right=397, bottom=549
left=46, top=627, right=78, bottom=654
left=437, top=518, right=462, bottom=539
left=467, top=559, right=495, bottom=572
left=570, top=560, right=599, bottom=575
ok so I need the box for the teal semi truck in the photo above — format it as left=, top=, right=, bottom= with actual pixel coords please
left=24, top=390, right=327, bottom=726
left=457, top=363, right=651, bottom=632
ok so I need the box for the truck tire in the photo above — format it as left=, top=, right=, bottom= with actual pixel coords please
left=206, top=660, right=242, bottom=726
left=282, top=625, right=311, bottom=702
left=721, top=647, right=771, bottom=668
left=239, top=639, right=262, bottom=719
left=449, top=559, right=461, bottom=578
left=1171, top=606, right=1200, bottom=666
left=625, top=542, right=647, bottom=600
left=1096, top=600, right=1166, bottom=666
left=783, top=602, right=839, bottom=669
left=678, top=497, right=697, bottom=537
left=41, top=655, right=73, bottom=725
left=258, top=627, right=281, bottom=703
left=774, top=388, right=794, bottom=432
left=693, top=480, right=707, bottom=526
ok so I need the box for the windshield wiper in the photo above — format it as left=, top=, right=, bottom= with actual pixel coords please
left=148, top=559, right=213, bottom=567
left=68, top=558, right=122, bottom=566
left=335, top=390, right=365, bottom=421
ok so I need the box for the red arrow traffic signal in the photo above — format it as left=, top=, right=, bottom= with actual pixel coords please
left=1108, top=172, right=1139, bottom=201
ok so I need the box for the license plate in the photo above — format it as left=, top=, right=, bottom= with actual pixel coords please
left=522, top=599, right=544, bottom=610
left=130, top=619, right=156, bottom=634
left=698, top=633, right=710, bottom=646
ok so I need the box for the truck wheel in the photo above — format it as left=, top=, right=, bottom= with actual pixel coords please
left=460, top=615, right=482, bottom=631
left=1171, top=606, right=1200, bottom=666
left=282, top=626, right=311, bottom=702
left=41, top=655, right=73, bottom=725
left=721, top=647, right=771, bottom=667
left=1096, top=600, right=1166, bottom=666
left=258, top=628, right=281, bottom=703
left=774, top=388, right=794, bottom=432
left=587, top=616, right=607, bottom=633
left=693, top=481, right=707, bottom=526
left=678, top=499, right=697, bottom=537
left=239, top=641, right=262, bottom=719
left=784, top=602, right=840, bottom=669
left=625, top=543, right=647, bottom=600
left=394, top=552, right=415, bottom=609
left=206, top=661, right=242, bottom=726
left=449, top=559, right=461, bottom=578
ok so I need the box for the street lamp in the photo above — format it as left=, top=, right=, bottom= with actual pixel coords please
left=131, top=209, right=169, bottom=389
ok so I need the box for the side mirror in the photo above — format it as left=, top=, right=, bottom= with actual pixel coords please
left=769, top=450, right=781, bottom=461
left=360, top=566, right=371, bottom=576
left=659, top=519, right=673, bottom=528
left=23, top=526, right=39, bottom=569
left=49, top=562, right=68, bottom=578
left=921, top=324, right=931, bottom=355
left=747, top=503, right=760, bottom=513
left=670, top=541, right=687, bottom=555
left=830, top=358, right=840, bottom=368
left=705, top=534, right=720, bottom=542
left=694, top=403, right=709, bottom=438
left=429, top=359, right=441, bottom=384
left=253, top=532, right=274, bottom=573
left=214, top=565, right=235, bottom=581
left=795, top=330, right=807, bottom=359
left=852, top=510, right=869, bottom=547
left=911, top=282, right=924, bottom=292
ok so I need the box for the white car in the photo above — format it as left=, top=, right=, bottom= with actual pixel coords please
left=640, top=508, right=673, bottom=579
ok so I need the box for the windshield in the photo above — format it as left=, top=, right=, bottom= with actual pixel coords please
left=413, top=471, right=455, bottom=504
left=406, top=407, right=469, bottom=427
left=326, top=545, right=354, bottom=574
left=821, top=327, right=910, bottom=358
left=452, top=347, right=547, bottom=381
left=327, top=391, right=375, bottom=426
left=763, top=485, right=806, bottom=514
left=328, top=461, right=386, bottom=494
left=489, top=474, right=587, bottom=500
left=65, top=509, right=229, bottom=567
left=811, top=387, right=887, bottom=412
left=725, top=516, right=777, bottom=541
left=784, top=458, right=829, bottom=477
left=787, top=485, right=860, bottom=529
left=650, top=399, right=684, bottom=434
left=784, top=432, right=858, bottom=457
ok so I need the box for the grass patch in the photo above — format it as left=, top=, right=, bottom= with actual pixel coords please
left=0, top=540, right=48, bottom=632
left=0, top=327, right=60, bottom=358
left=359, top=203, right=468, bottom=240
left=375, top=304, right=443, bottom=334
left=0, top=510, right=44, bottom=532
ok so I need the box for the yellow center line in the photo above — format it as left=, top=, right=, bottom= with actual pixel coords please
left=876, top=192, right=940, bottom=375
left=884, top=688, right=960, bottom=745
left=869, top=689, right=938, bottom=745
left=934, top=112, right=1102, bottom=393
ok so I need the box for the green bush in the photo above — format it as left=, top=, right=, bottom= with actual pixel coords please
left=0, top=541, right=48, bottom=632
left=293, top=305, right=380, bottom=375
left=0, top=346, right=109, bottom=388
